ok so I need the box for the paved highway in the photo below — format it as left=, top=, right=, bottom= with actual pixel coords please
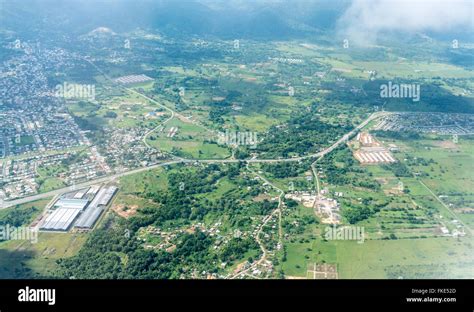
left=1, top=112, right=387, bottom=210
left=3, top=58, right=387, bottom=209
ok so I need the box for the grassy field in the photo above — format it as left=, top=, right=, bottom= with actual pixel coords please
left=0, top=199, right=49, bottom=222
left=118, top=167, right=168, bottom=195
left=315, top=52, right=474, bottom=80
left=0, top=233, right=88, bottom=278
left=147, top=117, right=230, bottom=159
left=280, top=133, right=474, bottom=279
left=0, top=198, right=88, bottom=278
left=38, top=178, right=66, bottom=193
left=380, top=136, right=474, bottom=229
left=18, top=135, right=35, bottom=146
left=283, top=236, right=474, bottom=279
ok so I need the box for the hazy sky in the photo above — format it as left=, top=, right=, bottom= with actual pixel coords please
left=1, top=0, right=472, bottom=41
left=337, top=0, right=474, bottom=44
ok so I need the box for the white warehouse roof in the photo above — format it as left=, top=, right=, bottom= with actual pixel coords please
left=40, top=208, right=82, bottom=231
left=55, top=198, right=89, bottom=210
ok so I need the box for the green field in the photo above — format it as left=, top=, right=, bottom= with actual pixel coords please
left=3, top=28, right=473, bottom=280
left=0, top=199, right=88, bottom=278
left=118, top=167, right=168, bottom=195
left=283, top=236, right=474, bottom=279
left=18, top=135, right=35, bottom=146
left=0, top=233, right=88, bottom=278
left=147, top=118, right=230, bottom=159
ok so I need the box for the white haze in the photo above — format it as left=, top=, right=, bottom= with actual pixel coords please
left=337, top=0, right=474, bottom=45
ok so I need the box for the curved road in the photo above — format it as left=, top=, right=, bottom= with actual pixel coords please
left=1, top=112, right=387, bottom=210
left=1, top=58, right=387, bottom=209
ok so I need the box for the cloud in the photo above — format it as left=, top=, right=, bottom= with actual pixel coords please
left=337, top=0, right=474, bottom=45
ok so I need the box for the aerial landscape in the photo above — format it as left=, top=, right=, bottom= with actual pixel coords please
left=0, top=0, right=473, bottom=282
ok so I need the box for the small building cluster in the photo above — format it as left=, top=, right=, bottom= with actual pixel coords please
left=352, top=132, right=396, bottom=164
left=374, top=112, right=474, bottom=135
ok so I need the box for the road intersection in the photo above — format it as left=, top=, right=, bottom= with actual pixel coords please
left=1, top=112, right=387, bottom=210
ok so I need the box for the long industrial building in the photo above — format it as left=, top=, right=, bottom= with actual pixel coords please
left=39, top=199, right=88, bottom=231
left=74, top=186, right=117, bottom=229
left=39, top=186, right=117, bottom=232
left=54, top=198, right=89, bottom=210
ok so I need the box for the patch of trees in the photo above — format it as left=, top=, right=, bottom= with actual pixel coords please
left=405, top=156, right=436, bottom=167
left=209, top=107, right=228, bottom=124
left=372, top=130, right=420, bottom=140
left=256, top=111, right=352, bottom=158
left=167, top=169, right=219, bottom=196
left=234, top=148, right=250, bottom=160
left=0, top=206, right=39, bottom=227
left=71, top=115, right=103, bottom=131
left=104, top=111, right=118, bottom=118
left=261, top=161, right=311, bottom=179
left=343, top=205, right=377, bottom=224
left=320, top=150, right=380, bottom=190
left=247, top=200, right=278, bottom=215
left=382, top=162, right=412, bottom=177
left=220, top=237, right=258, bottom=263
left=61, top=152, right=88, bottom=166
left=284, top=199, right=299, bottom=208
left=282, top=215, right=317, bottom=235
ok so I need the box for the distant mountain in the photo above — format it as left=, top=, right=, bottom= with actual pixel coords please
left=0, top=0, right=348, bottom=40
left=0, top=0, right=471, bottom=42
